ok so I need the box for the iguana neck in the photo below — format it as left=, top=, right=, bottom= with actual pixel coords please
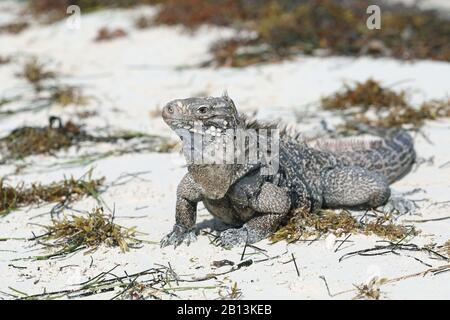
left=187, top=163, right=236, bottom=199
left=184, top=120, right=259, bottom=199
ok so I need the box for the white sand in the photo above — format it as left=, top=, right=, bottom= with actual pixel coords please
left=0, top=2, right=449, bottom=299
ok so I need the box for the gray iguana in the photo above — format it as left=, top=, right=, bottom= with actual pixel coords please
left=160, top=94, right=416, bottom=248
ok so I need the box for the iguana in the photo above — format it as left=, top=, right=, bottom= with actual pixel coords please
left=160, top=93, right=416, bottom=248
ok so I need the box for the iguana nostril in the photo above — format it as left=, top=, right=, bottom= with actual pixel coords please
left=166, top=105, right=174, bottom=114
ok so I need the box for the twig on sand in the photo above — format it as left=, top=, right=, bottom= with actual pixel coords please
left=320, top=264, right=450, bottom=299
left=339, top=240, right=448, bottom=262
left=291, top=253, right=300, bottom=277
left=189, top=260, right=254, bottom=282
left=319, top=275, right=341, bottom=297
left=438, top=160, right=450, bottom=169
left=404, top=215, right=450, bottom=223
left=240, top=241, right=248, bottom=261
left=334, top=234, right=352, bottom=252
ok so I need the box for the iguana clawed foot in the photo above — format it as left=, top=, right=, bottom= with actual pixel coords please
left=214, top=226, right=267, bottom=248
left=160, top=224, right=197, bottom=248
left=380, top=195, right=418, bottom=215
left=214, top=227, right=249, bottom=248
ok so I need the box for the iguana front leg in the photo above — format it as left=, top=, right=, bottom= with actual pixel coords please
left=160, top=173, right=202, bottom=248
left=216, top=183, right=291, bottom=247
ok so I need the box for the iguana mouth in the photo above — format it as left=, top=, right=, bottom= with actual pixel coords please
left=164, top=118, right=229, bottom=138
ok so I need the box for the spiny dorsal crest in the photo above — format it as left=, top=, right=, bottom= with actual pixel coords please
left=308, top=136, right=383, bottom=153
left=237, top=113, right=306, bottom=143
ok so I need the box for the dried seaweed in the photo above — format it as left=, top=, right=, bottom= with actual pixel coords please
left=321, top=79, right=408, bottom=111
left=270, top=208, right=418, bottom=244
left=322, top=263, right=450, bottom=298
left=151, top=0, right=450, bottom=66
left=321, top=79, right=450, bottom=129
left=6, top=57, right=89, bottom=115
left=0, top=116, right=176, bottom=163
left=16, top=57, right=56, bottom=91
left=0, top=56, right=11, bottom=65
left=28, top=0, right=162, bottom=21
left=4, top=264, right=217, bottom=300
left=134, top=15, right=153, bottom=29
left=94, top=27, right=128, bottom=42
left=49, top=85, right=89, bottom=107
left=0, top=22, right=29, bottom=34
left=352, top=277, right=384, bottom=300
left=154, top=0, right=248, bottom=29
left=0, top=176, right=104, bottom=216
left=439, top=240, right=450, bottom=258
left=366, top=99, right=450, bottom=129
left=218, top=282, right=242, bottom=300
left=339, top=240, right=448, bottom=262
left=0, top=117, right=81, bottom=160
left=33, top=207, right=142, bottom=259
left=26, top=1, right=450, bottom=64
left=206, top=38, right=283, bottom=68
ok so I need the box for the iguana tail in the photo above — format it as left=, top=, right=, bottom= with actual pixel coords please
left=312, top=128, right=416, bottom=184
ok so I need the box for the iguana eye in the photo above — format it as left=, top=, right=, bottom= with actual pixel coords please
left=197, top=106, right=208, bottom=114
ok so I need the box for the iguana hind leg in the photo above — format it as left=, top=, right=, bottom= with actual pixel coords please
left=216, top=213, right=286, bottom=247
left=216, top=183, right=290, bottom=247
left=321, top=166, right=391, bottom=210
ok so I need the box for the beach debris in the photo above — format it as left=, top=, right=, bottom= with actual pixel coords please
left=0, top=116, right=176, bottom=164
left=207, top=38, right=282, bottom=68
left=339, top=240, right=449, bottom=263
left=321, top=263, right=450, bottom=299
left=76, top=110, right=98, bottom=119
left=6, top=57, right=89, bottom=113
left=352, top=277, right=384, bottom=300
left=134, top=15, right=153, bottom=29
left=270, top=208, right=418, bottom=244
left=153, top=0, right=246, bottom=30
left=218, top=282, right=242, bottom=300
left=28, top=0, right=160, bottom=20
left=211, top=260, right=234, bottom=268
left=48, top=85, right=89, bottom=107
left=0, top=56, right=11, bottom=65
left=24, top=1, right=450, bottom=65
left=33, top=207, right=143, bottom=259
left=439, top=240, right=450, bottom=258
left=0, top=176, right=104, bottom=216
left=152, top=0, right=450, bottom=66
left=3, top=263, right=218, bottom=300
left=95, top=27, right=127, bottom=42
left=320, top=79, right=450, bottom=129
left=17, top=57, right=56, bottom=91
left=0, top=22, right=29, bottom=34
left=321, top=79, right=408, bottom=111
left=0, top=117, right=82, bottom=160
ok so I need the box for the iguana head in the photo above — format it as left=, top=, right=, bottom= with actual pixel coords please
left=162, top=93, right=241, bottom=199
left=162, top=92, right=239, bottom=137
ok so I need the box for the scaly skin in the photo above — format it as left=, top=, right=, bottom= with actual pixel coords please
left=160, top=94, right=416, bottom=248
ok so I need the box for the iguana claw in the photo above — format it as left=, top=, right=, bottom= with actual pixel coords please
left=380, top=195, right=418, bottom=215
left=214, top=227, right=249, bottom=248
left=160, top=224, right=197, bottom=248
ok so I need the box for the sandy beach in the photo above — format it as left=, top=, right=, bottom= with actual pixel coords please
left=0, top=1, right=449, bottom=300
